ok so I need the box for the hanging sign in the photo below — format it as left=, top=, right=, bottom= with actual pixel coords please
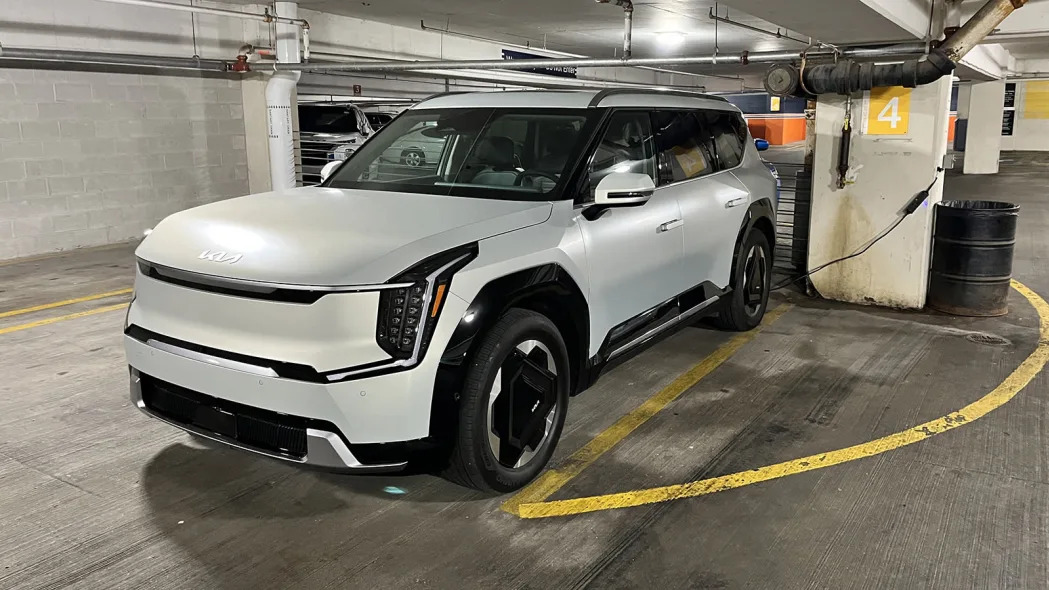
left=501, top=49, right=578, bottom=78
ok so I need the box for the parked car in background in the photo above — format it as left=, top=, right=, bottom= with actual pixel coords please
left=126, top=89, right=777, bottom=493
left=299, top=103, right=375, bottom=184
left=330, top=121, right=446, bottom=170
left=366, top=112, right=395, bottom=129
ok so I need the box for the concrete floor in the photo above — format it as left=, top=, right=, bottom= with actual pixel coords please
left=1, top=154, right=1048, bottom=589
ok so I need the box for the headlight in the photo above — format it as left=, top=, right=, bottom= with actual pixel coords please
left=376, top=245, right=478, bottom=363
left=330, top=144, right=356, bottom=161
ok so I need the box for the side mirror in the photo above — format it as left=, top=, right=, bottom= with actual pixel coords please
left=594, top=172, right=655, bottom=207
left=320, top=160, right=341, bottom=183
left=754, top=138, right=770, bottom=152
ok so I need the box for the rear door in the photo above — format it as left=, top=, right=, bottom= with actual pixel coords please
left=654, top=109, right=751, bottom=290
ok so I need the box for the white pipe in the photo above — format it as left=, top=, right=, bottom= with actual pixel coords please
left=267, top=2, right=301, bottom=191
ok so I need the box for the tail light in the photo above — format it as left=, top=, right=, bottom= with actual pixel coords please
left=376, top=244, right=478, bottom=364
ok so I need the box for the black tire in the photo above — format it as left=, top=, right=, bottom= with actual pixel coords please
left=443, top=308, right=570, bottom=492
left=400, top=149, right=425, bottom=167
left=716, top=229, right=772, bottom=331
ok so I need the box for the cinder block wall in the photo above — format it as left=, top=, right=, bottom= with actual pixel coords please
left=0, top=69, right=249, bottom=260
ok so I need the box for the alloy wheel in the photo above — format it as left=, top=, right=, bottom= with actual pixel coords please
left=485, top=340, right=559, bottom=469
left=742, top=243, right=768, bottom=317
left=404, top=151, right=423, bottom=167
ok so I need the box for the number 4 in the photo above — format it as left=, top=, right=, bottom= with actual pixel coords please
left=878, top=96, right=902, bottom=128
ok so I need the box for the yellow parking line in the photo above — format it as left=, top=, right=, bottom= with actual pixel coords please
left=0, top=303, right=128, bottom=336
left=514, top=280, right=1049, bottom=519
left=502, top=304, right=793, bottom=516
left=0, top=288, right=133, bottom=320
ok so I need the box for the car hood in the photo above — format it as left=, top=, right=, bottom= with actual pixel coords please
left=136, top=187, right=552, bottom=286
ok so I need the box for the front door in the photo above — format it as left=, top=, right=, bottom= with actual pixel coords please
left=576, top=111, right=687, bottom=347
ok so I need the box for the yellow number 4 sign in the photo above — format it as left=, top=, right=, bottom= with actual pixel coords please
left=866, top=86, right=911, bottom=135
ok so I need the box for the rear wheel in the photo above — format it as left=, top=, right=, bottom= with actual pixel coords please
left=716, top=229, right=772, bottom=331
left=443, top=309, right=570, bottom=492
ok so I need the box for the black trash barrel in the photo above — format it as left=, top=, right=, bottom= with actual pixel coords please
left=928, top=200, right=1019, bottom=317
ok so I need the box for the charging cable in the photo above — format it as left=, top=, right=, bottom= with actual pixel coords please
left=772, top=167, right=944, bottom=292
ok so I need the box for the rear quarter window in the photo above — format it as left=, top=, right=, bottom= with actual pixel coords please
left=703, top=110, right=748, bottom=170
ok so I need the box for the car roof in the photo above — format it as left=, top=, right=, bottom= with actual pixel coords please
left=412, top=89, right=739, bottom=112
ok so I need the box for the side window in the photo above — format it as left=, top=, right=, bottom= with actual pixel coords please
left=585, top=111, right=657, bottom=199
left=704, top=110, right=748, bottom=170
left=653, top=111, right=716, bottom=185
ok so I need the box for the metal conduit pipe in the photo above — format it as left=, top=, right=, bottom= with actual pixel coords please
left=273, top=42, right=928, bottom=73
left=0, top=45, right=232, bottom=71
left=708, top=9, right=811, bottom=45
left=595, top=0, right=634, bottom=58
left=792, top=0, right=1027, bottom=96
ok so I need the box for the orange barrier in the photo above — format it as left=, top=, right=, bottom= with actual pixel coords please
left=747, top=113, right=959, bottom=145
left=747, top=116, right=806, bottom=145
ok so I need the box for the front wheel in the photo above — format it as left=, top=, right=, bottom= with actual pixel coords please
left=443, top=309, right=570, bottom=492
left=716, top=229, right=772, bottom=331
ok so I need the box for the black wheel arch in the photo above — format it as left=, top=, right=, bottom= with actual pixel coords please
left=729, top=198, right=776, bottom=285
left=436, top=264, right=590, bottom=392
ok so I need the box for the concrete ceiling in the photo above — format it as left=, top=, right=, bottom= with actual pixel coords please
left=232, top=0, right=811, bottom=57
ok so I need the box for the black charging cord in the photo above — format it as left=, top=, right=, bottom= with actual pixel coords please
left=771, top=167, right=944, bottom=292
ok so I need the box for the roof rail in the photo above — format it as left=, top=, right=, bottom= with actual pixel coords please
left=587, top=88, right=729, bottom=108
left=416, top=91, right=474, bottom=105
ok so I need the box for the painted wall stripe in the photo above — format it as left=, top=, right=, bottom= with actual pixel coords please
left=515, top=280, right=1049, bottom=519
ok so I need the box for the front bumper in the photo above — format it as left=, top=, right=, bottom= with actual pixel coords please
left=130, top=368, right=405, bottom=472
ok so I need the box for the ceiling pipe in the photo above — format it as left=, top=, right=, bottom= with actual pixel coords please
left=708, top=8, right=811, bottom=45
left=91, top=0, right=311, bottom=60
left=782, top=0, right=1028, bottom=96
left=941, top=0, right=1028, bottom=62
left=0, top=44, right=233, bottom=71
left=419, top=19, right=738, bottom=81
left=273, top=42, right=928, bottom=73
left=596, top=0, right=633, bottom=59
left=979, top=29, right=1049, bottom=43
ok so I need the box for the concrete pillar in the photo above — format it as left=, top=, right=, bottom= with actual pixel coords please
left=808, top=77, right=953, bottom=309
left=962, top=81, right=1006, bottom=174
left=956, top=82, right=972, bottom=119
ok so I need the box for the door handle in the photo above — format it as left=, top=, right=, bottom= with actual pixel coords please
left=657, top=219, right=683, bottom=233
left=725, top=197, right=748, bottom=208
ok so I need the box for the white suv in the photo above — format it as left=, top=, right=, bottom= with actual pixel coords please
left=125, top=90, right=777, bottom=492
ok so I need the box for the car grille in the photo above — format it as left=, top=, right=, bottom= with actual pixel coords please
left=140, top=375, right=309, bottom=459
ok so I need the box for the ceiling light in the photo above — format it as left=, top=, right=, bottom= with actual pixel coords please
left=656, top=32, right=686, bottom=49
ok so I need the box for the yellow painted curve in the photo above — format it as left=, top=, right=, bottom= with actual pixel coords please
left=515, top=280, right=1049, bottom=519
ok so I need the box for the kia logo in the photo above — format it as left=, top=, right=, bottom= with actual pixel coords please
left=198, top=250, right=243, bottom=264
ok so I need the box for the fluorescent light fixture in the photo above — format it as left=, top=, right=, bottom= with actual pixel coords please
left=656, top=31, right=686, bottom=49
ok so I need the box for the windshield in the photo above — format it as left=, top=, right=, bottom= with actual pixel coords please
left=325, top=108, right=598, bottom=201
left=299, top=105, right=363, bottom=134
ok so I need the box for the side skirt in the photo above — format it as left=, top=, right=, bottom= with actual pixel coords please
left=576, top=281, right=728, bottom=393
